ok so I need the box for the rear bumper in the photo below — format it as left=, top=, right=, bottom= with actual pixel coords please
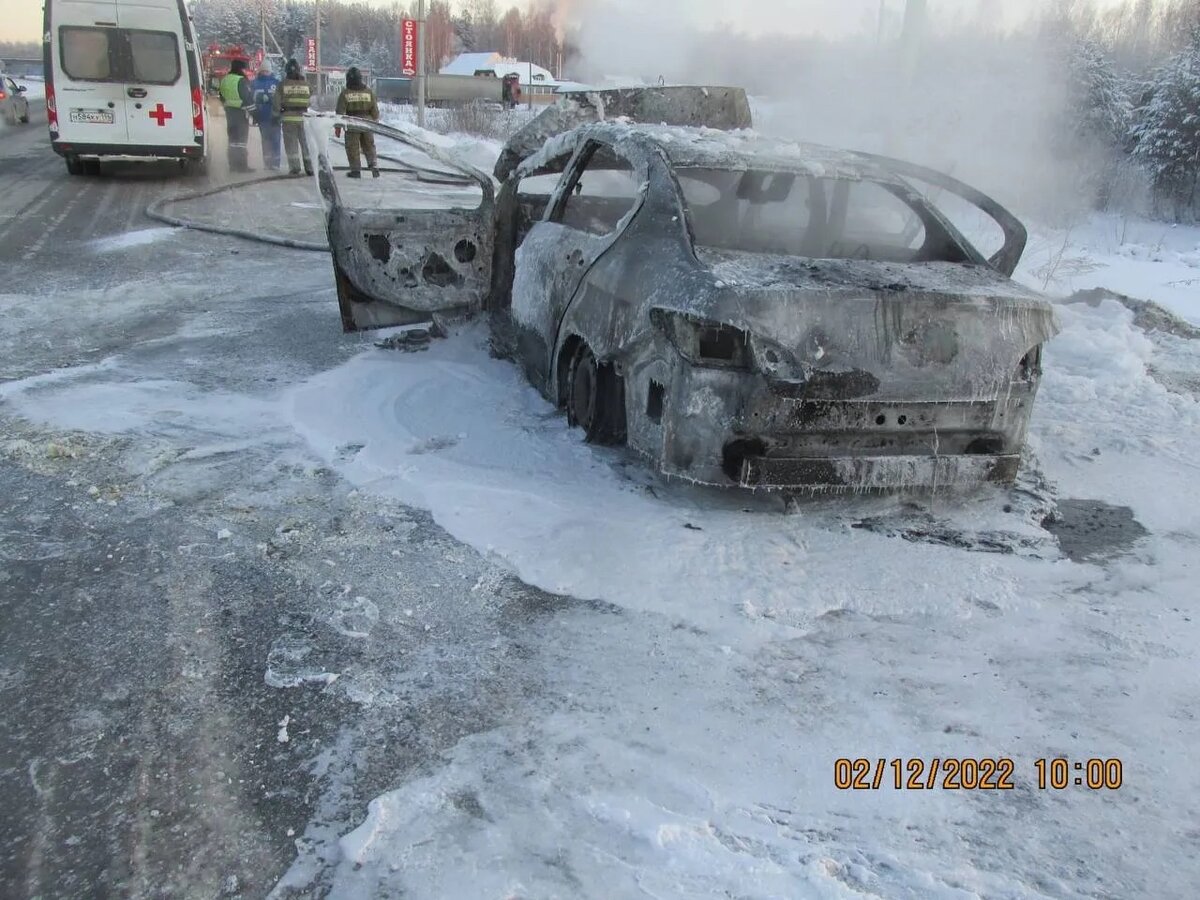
left=634, top=358, right=1039, bottom=492
left=738, top=453, right=1021, bottom=491
left=50, top=141, right=205, bottom=161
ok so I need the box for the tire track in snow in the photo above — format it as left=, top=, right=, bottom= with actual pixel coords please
left=21, top=182, right=95, bottom=262
left=0, top=159, right=65, bottom=247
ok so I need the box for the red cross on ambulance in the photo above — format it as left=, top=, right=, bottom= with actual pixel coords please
left=149, top=103, right=173, bottom=126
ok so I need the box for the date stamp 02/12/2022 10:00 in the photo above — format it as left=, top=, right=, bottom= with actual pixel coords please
left=834, top=758, right=1125, bottom=792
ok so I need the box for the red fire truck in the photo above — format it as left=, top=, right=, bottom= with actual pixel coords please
left=202, top=44, right=252, bottom=94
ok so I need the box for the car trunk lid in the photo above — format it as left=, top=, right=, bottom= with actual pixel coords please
left=686, top=249, right=1058, bottom=403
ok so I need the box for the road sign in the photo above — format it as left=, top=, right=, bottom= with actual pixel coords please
left=401, top=19, right=418, bottom=77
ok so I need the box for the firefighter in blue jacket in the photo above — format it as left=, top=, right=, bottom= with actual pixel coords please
left=250, top=64, right=282, bottom=170
left=218, top=59, right=256, bottom=172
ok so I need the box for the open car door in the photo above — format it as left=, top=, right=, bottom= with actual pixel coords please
left=311, top=116, right=497, bottom=332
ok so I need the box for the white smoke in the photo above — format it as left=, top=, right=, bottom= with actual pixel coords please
left=558, top=0, right=1135, bottom=224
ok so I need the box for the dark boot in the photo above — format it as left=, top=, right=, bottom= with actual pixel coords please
left=346, top=170, right=361, bottom=179
left=371, top=166, right=380, bottom=179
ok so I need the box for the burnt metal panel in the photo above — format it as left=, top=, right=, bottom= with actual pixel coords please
left=312, top=116, right=497, bottom=332
left=494, top=86, right=754, bottom=182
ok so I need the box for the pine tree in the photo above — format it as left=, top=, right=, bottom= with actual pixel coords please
left=1132, top=32, right=1200, bottom=218
left=1068, top=39, right=1133, bottom=149
left=338, top=38, right=368, bottom=69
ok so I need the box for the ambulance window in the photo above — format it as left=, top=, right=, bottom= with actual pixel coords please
left=60, top=27, right=115, bottom=82
left=128, top=31, right=180, bottom=85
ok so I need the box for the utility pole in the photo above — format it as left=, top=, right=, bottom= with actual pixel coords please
left=900, top=0, right=926, bottom=85
left=416, top=0, right=426, bottom=128
left=314, top=0, right=322, bottom=95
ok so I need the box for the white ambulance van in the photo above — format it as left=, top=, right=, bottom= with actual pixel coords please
left=44, top=0, right=208, bottom=175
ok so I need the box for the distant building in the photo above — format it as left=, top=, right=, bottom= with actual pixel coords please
left=440, top=51, right=560, bottom=98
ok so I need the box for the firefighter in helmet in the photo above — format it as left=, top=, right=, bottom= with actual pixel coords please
left=273, top=58, right=313, bottom=176
left=334, top=67, right=380, bottom=179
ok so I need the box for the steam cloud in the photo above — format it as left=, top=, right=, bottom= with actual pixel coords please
left=557, top=0, right=1124, bottom=226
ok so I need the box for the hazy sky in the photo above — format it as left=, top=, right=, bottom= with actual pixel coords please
left=2, top=0, right=1138, bottom=49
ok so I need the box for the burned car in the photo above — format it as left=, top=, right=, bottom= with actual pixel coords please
left=316, top=87, right=1058, bottom=491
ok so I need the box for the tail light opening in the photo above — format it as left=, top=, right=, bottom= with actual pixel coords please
left=192, top=87, right=204, bottom=136
left=1019, top=344, right=1043, bottom=381
left=46, top=84, right=58, bottom=131
left=652, top=310, right=752, bottom=369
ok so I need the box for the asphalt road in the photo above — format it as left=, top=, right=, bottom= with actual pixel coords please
left=0, top=108, right=564, bottom=898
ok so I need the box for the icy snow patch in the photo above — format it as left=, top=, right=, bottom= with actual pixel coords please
left=89, top=227, right=181, bottom=253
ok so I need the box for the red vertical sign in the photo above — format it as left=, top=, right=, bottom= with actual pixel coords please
left=401, top=19, right=418, bottom=77
left=305, top=37, right=317, bottom=71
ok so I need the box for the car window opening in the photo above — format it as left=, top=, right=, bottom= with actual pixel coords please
left=555, top=143, right=641, bottom=237
left=677, top=167, right=968, bottom=264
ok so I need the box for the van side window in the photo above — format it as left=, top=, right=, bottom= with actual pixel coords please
left=128, top=31, right=180, bottom=85
left=61, top=27, right=115, bottom=82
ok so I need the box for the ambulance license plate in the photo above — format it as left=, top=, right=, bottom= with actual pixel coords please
left=70, top=108, right=115, bottom=124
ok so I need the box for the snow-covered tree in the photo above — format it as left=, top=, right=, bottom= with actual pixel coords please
left=338, top=38, right=368, bottom=69
left=1068, top=39, right=1133, bottom=148
left=1132, top=32, right=1200, bottom=218
left=1057, top=38, right=1135, bottom=210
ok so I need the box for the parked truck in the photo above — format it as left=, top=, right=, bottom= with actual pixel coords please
left=375, top=73, right=522, bottom=108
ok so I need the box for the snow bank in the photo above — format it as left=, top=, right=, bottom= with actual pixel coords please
left=1017, top=216, right=1200, bottom=325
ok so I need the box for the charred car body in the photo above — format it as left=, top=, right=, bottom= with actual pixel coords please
left=317, top=87, right=1058, bottom=491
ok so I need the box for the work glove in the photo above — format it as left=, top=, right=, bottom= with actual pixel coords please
left=334, top=125, right=343, bottom=139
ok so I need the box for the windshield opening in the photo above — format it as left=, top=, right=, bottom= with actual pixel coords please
left=676, top=167, right=969, bottom=264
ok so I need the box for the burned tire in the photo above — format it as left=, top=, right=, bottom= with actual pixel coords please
left=566, top=341, right=626, bottom=445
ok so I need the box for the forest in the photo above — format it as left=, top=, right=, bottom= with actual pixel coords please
left=189, top=0, right=569, bottom=80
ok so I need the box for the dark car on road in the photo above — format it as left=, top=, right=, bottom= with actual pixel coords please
left=316, top=87, right=1058, bottom=491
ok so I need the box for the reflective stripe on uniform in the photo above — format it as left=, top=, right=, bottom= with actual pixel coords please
left=281, top=81, right=310, bottom=123
left=342, top=90, right=374, bottom=114
left=282, top=82, right=310, bottom=107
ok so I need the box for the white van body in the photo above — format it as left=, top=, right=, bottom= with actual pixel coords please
left=44, top=0, right=208, bottom=174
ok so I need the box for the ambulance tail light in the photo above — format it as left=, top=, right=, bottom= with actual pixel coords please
left=46, top=84, right=59, bottom=131
left=192, top=87, right=204, bottom=136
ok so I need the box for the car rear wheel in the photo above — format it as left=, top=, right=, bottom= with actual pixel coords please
left=65, top=156, right=85, bottom=176
left=84, top=159, right=102, bottom=176
left=566, top=341, right=626, bottom=445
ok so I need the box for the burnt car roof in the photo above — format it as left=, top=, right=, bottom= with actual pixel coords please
left=586, top=123, right=898, bottom=180
left=494, top=86, right=754, bottom=181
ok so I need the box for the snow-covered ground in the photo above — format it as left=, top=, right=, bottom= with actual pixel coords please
left=270, top=305, right=1198, bottom=897
left=281, top=127, right=1200, bottom=897
left=4, top=114, right=1199, bottom=897
left=1018, top=215, right=1200, bottom=325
